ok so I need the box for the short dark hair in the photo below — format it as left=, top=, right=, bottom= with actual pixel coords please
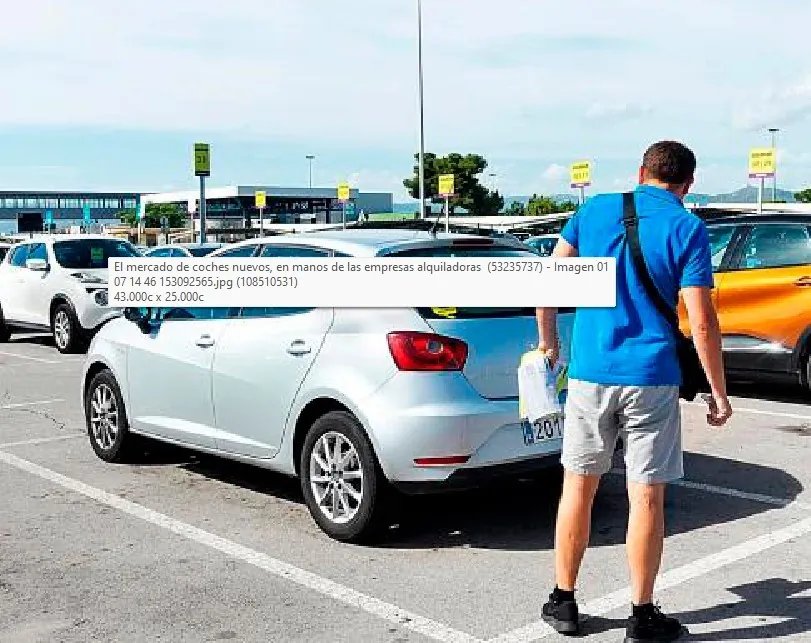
left=642, top=141, right=696, bottom=185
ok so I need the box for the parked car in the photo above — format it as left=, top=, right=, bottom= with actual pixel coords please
left=678, top=213, right=811, bottom=391
left=0, top=235, right=140, bottom=352
left=82, top=230, right=573, bottom=541
left=145, top=243, right=224, bottom=258
left=524, top=234, right=560, bottom=257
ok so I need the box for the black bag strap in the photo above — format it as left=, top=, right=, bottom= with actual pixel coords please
left=621, top=192, right=681, bottom=332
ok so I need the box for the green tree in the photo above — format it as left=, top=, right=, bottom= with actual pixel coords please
left=505, top=201, right=526, bottom=216
left=118, top=203, right=188, bottom=228
left=403, top=152, right=504, bottom=216
left=524, top=194, right=577, bottom=217
left=795, top=188, right=811, bottom=203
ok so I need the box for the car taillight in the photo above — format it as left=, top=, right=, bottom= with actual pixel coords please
left=386, top=332, right=468, bottom=371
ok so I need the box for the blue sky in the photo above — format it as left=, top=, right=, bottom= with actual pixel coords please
left=2, top=0, right=810, bottom=201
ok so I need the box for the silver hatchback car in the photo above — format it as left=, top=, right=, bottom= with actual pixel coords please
left=82, top=230, right=573, bottom=541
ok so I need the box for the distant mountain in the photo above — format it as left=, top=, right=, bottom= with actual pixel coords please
left=687, top=186, right=796, bottom=204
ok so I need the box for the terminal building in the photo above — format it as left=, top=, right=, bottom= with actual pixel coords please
left=142, top=185, right=393, bottom=227
left=0, top=190, right=139, bottom=230
left=0, top=186, right=393, bottom=234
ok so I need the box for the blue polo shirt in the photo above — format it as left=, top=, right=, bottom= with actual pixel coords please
left=561, top=185, right=713, bottom=386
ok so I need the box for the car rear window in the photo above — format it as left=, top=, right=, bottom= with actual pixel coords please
left=389, top=246, right=538, bottom=258
left=417, top=307, right=537, bottom=319
left=387, top=244, right=568, bottom=319
left=187, top=246, right=221, bottom=257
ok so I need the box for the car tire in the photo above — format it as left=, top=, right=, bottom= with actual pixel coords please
left=804, top=353, right=811, bottom=395
left=0, top=306, right=10, bottom=343
left=300, top=410, right=390, bottom=543
left=51, top=302, right=85, bottom=354
left=85, top=369, right=138, bottom=463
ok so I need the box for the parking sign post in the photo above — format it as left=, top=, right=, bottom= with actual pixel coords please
left=570, top=161, right=592, bottom=205
left=194, top=143, right=211, bottom=243
left=749, top=148, right=776, bottom=216
left=438, top=174, right=455, bottom=233
left=255, top=191, right=266, bottom=237
left=338, top=183, right=350, bottom=229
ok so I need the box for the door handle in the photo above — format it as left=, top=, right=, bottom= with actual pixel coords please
left=195, top=334, right=215, bottom=348
left=287, top=340, right=311, bottom=356
left=795, top=276, right=811, bottom=287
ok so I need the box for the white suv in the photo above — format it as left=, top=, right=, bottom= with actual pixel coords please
left=0, top=235, right=140, bottom=353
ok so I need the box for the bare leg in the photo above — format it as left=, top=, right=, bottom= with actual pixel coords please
left=626, top=482, right=665, bottom=604
left=555, top=471, right=601, bottom=591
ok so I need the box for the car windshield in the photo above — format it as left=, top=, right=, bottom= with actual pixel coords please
left=0, top=247, right=7, bottom=262
left=187, top=246, right=221, bottom=257
left=53, top=239, right=140, bottom=269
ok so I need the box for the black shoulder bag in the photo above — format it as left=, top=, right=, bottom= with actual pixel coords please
left=621, top=192, right=708, bottom=401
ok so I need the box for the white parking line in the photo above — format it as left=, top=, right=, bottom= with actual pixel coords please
left=0, top=450, right=483, bottom=643
left=0, top=434, right=82, bottom=448
left=682, top=400, right=811, bottom=422
left=490, top=513, right=811, bottom=642
left=0, top=350, right=60, bottom=364
left=0, top=398, right=65, bottom=410
left=609, top=468, right=811, bottom=510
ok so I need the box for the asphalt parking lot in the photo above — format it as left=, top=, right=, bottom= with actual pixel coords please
left=1, top=336, right=810, bottom=643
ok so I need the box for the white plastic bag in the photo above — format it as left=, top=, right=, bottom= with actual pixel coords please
left=518, top=350, right=567, bottom=423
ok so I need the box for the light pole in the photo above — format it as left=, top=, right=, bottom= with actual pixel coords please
left=767, top=128, right=779, bottom=202
left=417, top=0, right=426, bottom=219
left=306, top=155, right=315, bottom=189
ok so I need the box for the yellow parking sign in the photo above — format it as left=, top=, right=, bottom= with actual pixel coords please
left=255, top=191, right=266, bottom=208
left=337, top=183, right=350, bottom=202
left=570, top=161, right=591, bottom=188
left=749, top=148, right=776, bottom=178
left=194, top=143, right=210, bottom=177
left=438, top=174, right=455, bottom=197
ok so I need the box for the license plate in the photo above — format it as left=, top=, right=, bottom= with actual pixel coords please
left=522, top=414, right=564, bottom=446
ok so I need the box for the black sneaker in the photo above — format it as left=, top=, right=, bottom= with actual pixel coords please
left=624, top=604, right=688, bottom=642
left=541, top=591, right=579, bottom=636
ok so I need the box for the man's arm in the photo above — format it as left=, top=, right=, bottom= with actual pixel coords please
left=536, top=238, right=578, bottom=364
left=681, top=286, right=732, bottom=426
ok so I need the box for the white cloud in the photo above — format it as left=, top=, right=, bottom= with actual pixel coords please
left=732, top=75, right=811, bottom=130
left=542, top=163, right=568, bottom=182
left=585, top=102, right=653, bottom=122
left=1, top=0, right=811, bottom=196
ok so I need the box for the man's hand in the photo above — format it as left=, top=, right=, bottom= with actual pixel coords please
left=536, top=237, right=577, bottom=369
left=539, top=344, right=559, bottom=367
left=703, top=394, right=732, bottom=427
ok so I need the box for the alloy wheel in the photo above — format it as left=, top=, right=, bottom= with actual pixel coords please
left=309, top=431, right=364, bottom=525
left=89, top=383, right=119, bottom=451
left=53, top=310, right=71, bottom=350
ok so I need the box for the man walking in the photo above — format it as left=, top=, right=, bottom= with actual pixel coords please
left=537, top=141, right=733, bottom=642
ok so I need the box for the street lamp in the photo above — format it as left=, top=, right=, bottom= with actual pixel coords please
left=767, top=128, right=779, bottom=202
left=417, top=0, right=426, bottom=219
left=306, top=155, right=315, bottom=189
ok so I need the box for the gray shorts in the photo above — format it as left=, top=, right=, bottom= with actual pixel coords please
left=561, top=379, right=683, bottom=484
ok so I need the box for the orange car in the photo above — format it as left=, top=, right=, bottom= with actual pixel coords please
left=678, top=212, right=811, bottom=392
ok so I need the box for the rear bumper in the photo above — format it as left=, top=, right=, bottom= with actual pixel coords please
left=391, top=454, right=561, bottom=494
left=361, top=371, right=563, bottom=485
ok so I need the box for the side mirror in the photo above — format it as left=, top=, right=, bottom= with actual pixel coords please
left=123, top=307, right=153, bottom=333
left=26, top=258, right=49, bottom=272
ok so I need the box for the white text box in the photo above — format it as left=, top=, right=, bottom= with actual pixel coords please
left=108, top=258, right=617, bottom=308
